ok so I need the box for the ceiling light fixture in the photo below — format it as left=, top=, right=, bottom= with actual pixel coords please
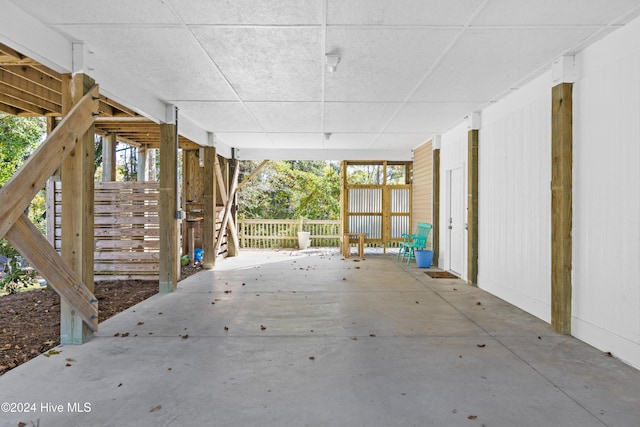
left=326, top=54, right=340, bottom=72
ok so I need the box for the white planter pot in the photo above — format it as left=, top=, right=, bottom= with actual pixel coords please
left=297, top=231, right=311, bottom=250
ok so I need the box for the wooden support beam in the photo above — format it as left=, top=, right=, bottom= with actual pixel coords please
left=102, top=133, right=116, bottom=182
left=60, top=73, right=96, bottom=344
left=159, top=123, right=179, bottom=292
left=214, top=161, right=240, bottom=258
left=6, top=214, right=97, bottom=331
left=433, top=147, right=441, bottom=267
left=137, top=145, right=147, bottom=181
left=467, top=129, right=479, bottom=285
left=551, top=82, right=573, bottom=335
left=202, top=147, right=217, bottom=269
left=214, top=156, right=240, bottom=257
left=0, top=84, right=99, bottom=240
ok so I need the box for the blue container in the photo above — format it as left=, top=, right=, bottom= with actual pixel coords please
left=415, top=250, right=433, bottom=268
left=194, top=248, right=204, bottom=261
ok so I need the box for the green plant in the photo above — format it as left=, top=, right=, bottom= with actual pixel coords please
left=0, top=257, right=36, bottom=294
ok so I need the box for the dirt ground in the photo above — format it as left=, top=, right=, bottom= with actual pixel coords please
left=0, top=265, right=202, bottom=376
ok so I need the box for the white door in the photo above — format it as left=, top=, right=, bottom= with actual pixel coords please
left=448, top=167, right=465, bottom=275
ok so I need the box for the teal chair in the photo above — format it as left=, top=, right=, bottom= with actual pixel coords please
left=398, top=223, right=432, bottom=265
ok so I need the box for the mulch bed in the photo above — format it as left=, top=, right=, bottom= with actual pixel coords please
left=425, top=270, right=459, bottom=279
left=0, top=264, right=202, bottom=376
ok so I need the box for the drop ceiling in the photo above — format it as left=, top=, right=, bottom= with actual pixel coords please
left=2, top=0, right=640, bottom=159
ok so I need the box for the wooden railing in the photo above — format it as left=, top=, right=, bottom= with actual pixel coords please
left=239, top=219, right=340, bottom=248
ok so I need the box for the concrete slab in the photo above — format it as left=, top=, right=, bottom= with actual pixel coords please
left=1, top=251, right=639, bottom=427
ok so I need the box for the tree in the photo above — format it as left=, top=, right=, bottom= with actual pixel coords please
left=238, top=160, right=340, bottom=220
left=0, top=114, right=46, bottom=274
left=0, top=114, right=45, bottom=183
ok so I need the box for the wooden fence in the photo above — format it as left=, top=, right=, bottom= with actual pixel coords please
left=51, top=181, right=161, bottom=281
left=239, top=219, right=340, bottom=248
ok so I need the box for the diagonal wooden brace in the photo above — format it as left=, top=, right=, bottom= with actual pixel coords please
left=6, top=214, right=98, bottom=331
left=0, top=85, right=99, bottom=240
left=214, top=160, right=240, bottom=257
left=214, top=157, right=240, bottom=251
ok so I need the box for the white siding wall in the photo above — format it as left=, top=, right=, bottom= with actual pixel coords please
left=573, top=16, right=640, bottom=369
left=478, top=72, right=552, bottom=322
left=439, top=122, right=468, bottom=277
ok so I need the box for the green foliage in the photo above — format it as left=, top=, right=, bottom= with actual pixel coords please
left=0, top=257, right=36, bottom=294
left=0, top=114, right=46, bottom=183
left=0, top=114, right=47, bottom=269
left=238, top=160, right=340, bottom=220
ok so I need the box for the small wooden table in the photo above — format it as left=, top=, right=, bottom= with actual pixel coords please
left=343, top=233, right=365, bottom=258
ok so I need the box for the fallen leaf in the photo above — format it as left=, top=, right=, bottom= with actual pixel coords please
left=113, top=332, right=120, bottom=337
left=150, top=405, right=162, bottom=413
left=477, top=344, right=486, bottom=348
left=224, top=326, right=229, bottom=331
left=1, top=343, right=11, bottom=351
left=476, top=301, right=482, bottom=306
left=224, top=290, right=232, bottom=294
left=182, top=334, right=189, bottom=339
left=118, top=383, right=123, bottom=387
left=260, top=325, right=267, bottom=331
left=309, top=356, right=315, bottom=361
left=369, top=333, right=376, bottom=337
left=415, top=301, right=419, bottom=304
left=121, top=332, right=130, bottom=337
left=605, top=351, right=613, bottom=357
left=468, top=415, right=477, bottom=420
left=66, top=358, right=76, bottom=362
left=43, top=349, right=61, bottom=358
left=18, top=422, right=26, bottom=427
left=65, top=363, right=72, bottom=367
left=351, top=337, right=358, bottom=341
left=137, top=322, right=145, bottom=325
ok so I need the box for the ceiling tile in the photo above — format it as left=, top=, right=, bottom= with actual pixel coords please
left=13, top=0, right=180, bottom=24
left=216, top=132, right=271, bottom=149
left=412, top=28, right=596, bottom=102
left=192, top=27, right=322, bottom=101
left=322, top=133, right=377, bottom=149
left=328, top=0, right=485, bottom=26
left=472, top=0, right=640, bottom=26
left=60, top=26, right=238, bottom=101
left=385, top=102, right=480, bottom=133
left=324, top=102, right=400, bottom=132
left=372, top=133, right=434, bottom=150
left=247, top=102, right=322, bottom=132
left=173, top=0, right=322, bottom=25
left=267, top=133, right=323, bottom=149
left=176, top=102, right=262, bottom=132
left=325, top=28, right=459, bottom=102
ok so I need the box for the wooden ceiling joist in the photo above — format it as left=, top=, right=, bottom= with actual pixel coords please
left=0, top=42, right=201, bottom=149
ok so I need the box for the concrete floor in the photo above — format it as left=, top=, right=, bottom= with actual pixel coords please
left=1, top=250, right=639, bottom=427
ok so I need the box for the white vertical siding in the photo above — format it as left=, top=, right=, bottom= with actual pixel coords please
left=478, top=72, right=552, bottom=322
left=573, top=15, right=640, bottom=368
left=439, top=122, right=468, bottom=278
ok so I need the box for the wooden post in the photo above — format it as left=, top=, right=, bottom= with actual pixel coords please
left=60, top=73, right=95, bottom=344
left=340, top=161, right=347, bottom=250
left=102, top=133, right=116, bottom=182
left=467, top=129, right=479, bottom=285
left=137, top=145, right=147, bottom=182
left=159, top=122, right=179, bottom=292
left=551, top=82, right=573, bottom=334
left=214, top=161, right=240, bottom=258
left=202, top=146, right=216, bottom=269
left=433, top=144, right=441, bottom=267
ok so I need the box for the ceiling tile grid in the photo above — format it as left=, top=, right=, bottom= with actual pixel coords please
left=5, top=0, right=640, bottom=157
